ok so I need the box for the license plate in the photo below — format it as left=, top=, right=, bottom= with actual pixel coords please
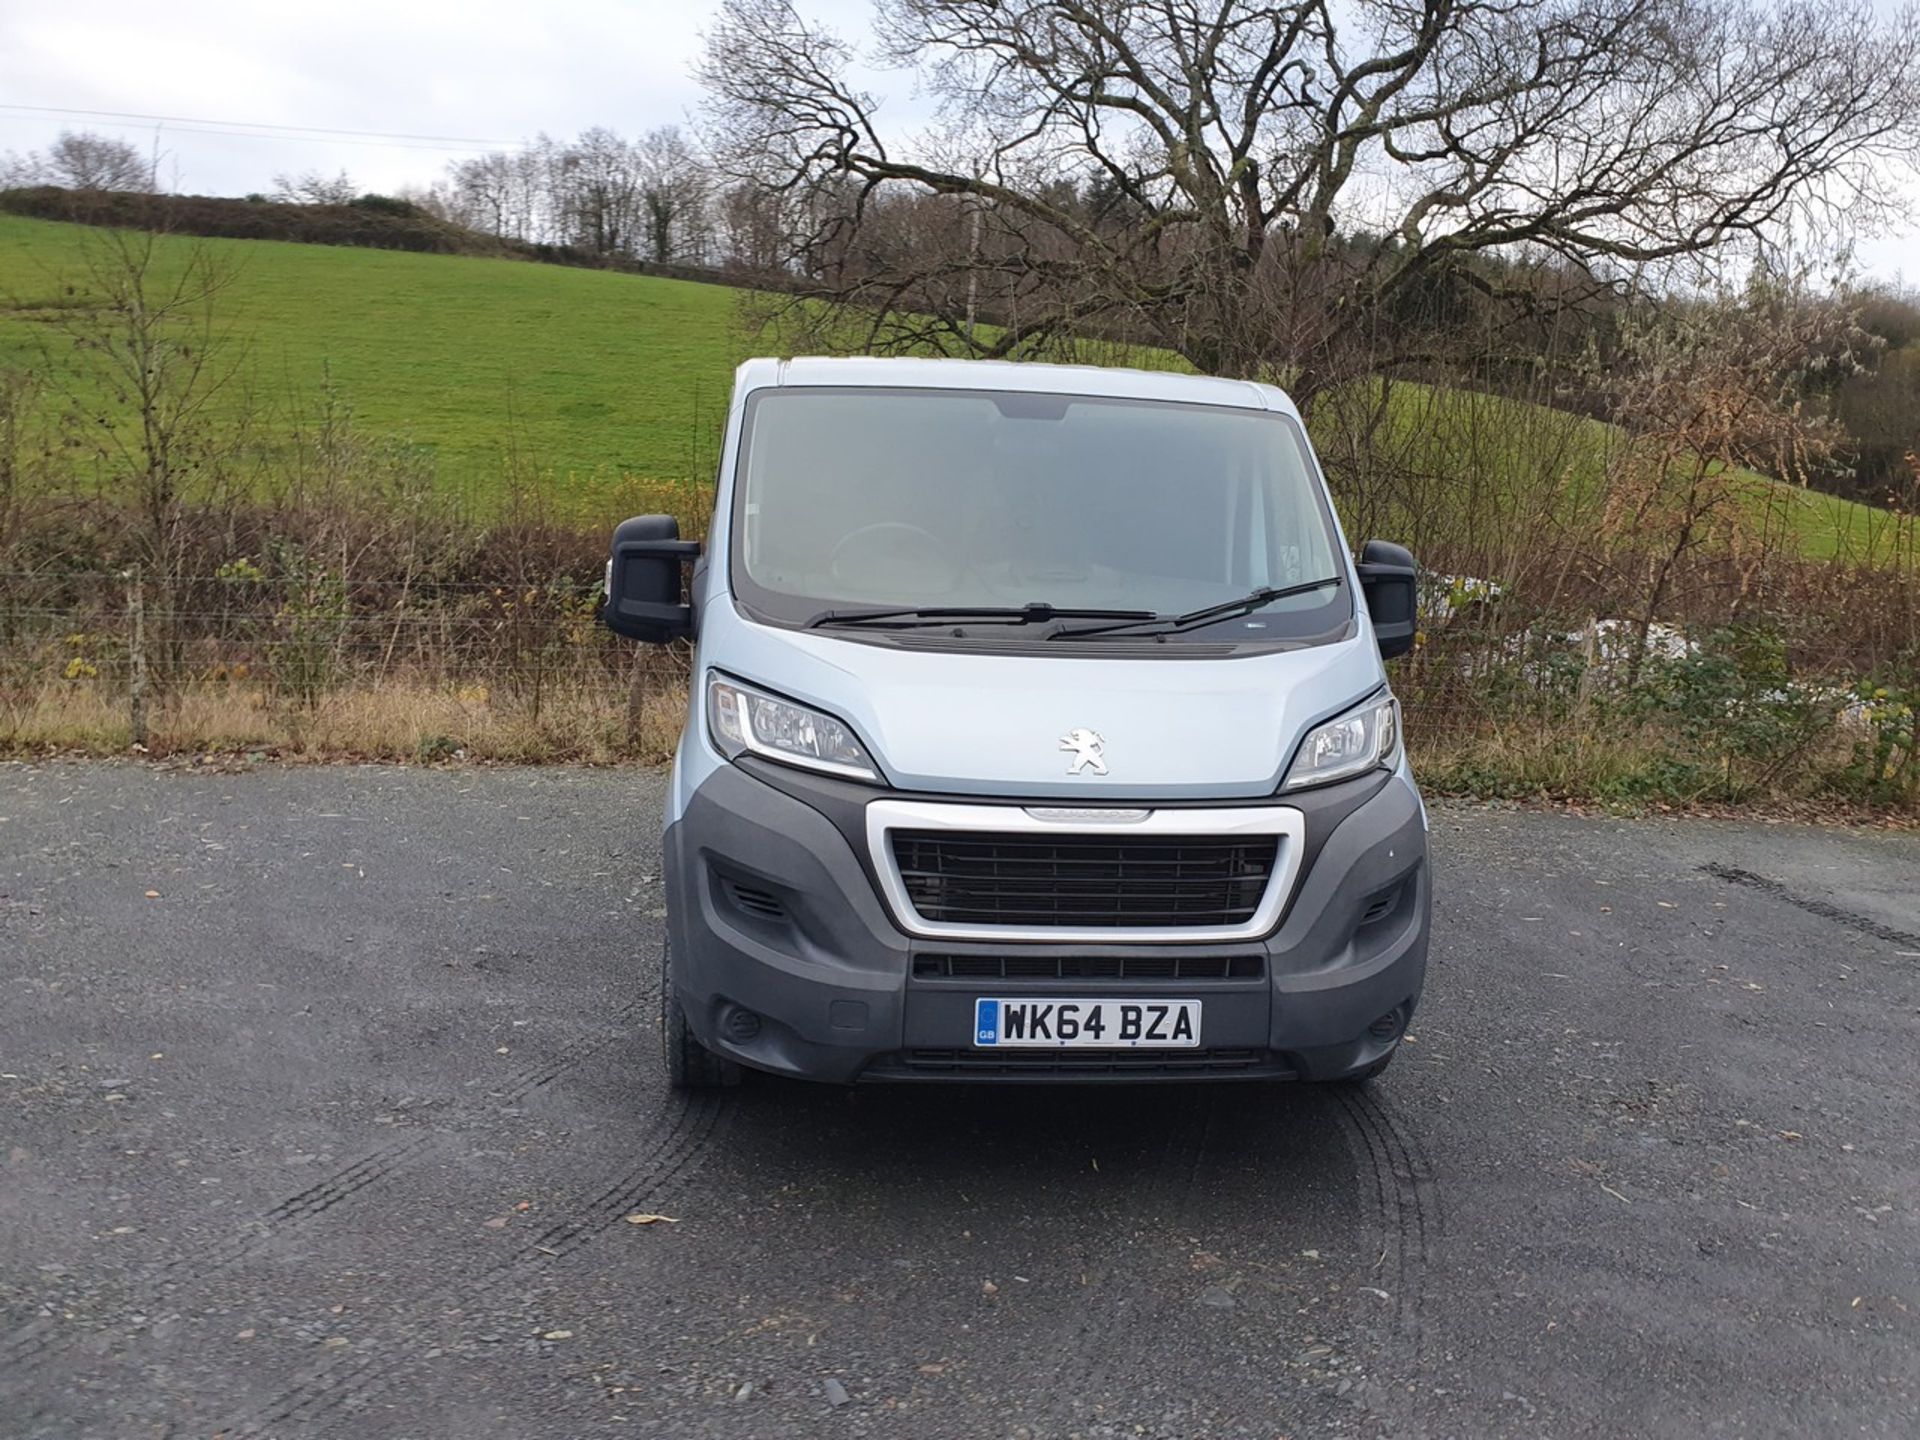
left=973, top=998, right=1201, bottom=1049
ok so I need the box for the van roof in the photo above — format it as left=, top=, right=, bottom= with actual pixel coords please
left=735, top=356, right=1296, bottom=418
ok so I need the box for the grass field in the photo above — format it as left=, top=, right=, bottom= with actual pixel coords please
left=0, top=212, right=752, bottom=511
left=0, top=211, right=1897, bottom=557
left=1348, top=376, right=1901, bottom=563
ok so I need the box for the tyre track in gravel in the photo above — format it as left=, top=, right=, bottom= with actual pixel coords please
left=483, top=997, right=649, bottom=1106
left=0, top=998, right=647, bottom=1380
left=1051, top=1092, right=1219, bottom=1427
left=231, top=1088, right=733, bottom=1435
left=1064, top=1082, right=1440, bottom=1429
left=1700, top=863, right=1920, bottom=956
left=1332, top=1083, right=1439, bottom=1363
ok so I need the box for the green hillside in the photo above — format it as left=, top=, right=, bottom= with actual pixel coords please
left=1345, top=377, right=1897, bottom=563
left=0, top=212, right=751, bottom=508
left=0, top=212, right=1893, bottom=557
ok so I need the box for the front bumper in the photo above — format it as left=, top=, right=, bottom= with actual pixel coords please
left=664, top=762, right=1430, bottom=1083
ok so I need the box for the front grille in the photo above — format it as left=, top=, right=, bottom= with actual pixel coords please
left=912, top=953, right=1264, bottom=981
left=890, top=832, right=1278, bottom=929
left=864, top=1047, right=1292, bottom=1080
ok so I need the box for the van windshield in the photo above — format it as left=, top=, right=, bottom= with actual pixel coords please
left=730, top=387, right=1350, bottom=642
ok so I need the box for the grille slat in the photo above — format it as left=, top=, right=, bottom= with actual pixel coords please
left=912, top=953, right=1265, bottom=981
left=892, top=831, right=1279, bottom=929
left=937, top=875, right=1258, bottom=886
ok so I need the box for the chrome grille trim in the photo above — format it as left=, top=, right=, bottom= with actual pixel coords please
left=864, top=800, right=1305, bottom=943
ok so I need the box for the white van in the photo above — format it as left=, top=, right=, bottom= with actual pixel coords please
left=605, top=358, right=1429, bottom=1086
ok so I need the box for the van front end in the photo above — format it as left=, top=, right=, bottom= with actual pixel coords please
left=608, top=357, right=1433, bottom=1087
left=663, top=742, right=1428, bottom=1085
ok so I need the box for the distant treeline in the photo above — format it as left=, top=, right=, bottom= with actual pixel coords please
left=0, top=186, right=786, bottom=292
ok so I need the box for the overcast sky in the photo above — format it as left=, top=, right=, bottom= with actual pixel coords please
left=2, top=0, right=1914, bottom=284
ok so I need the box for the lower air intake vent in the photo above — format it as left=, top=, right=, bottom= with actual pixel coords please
left=1358, top=884, right=1402, bottom=926
left=720, top=876, right=786, bottom=921
left=912, top=953, right=1264, bottom=981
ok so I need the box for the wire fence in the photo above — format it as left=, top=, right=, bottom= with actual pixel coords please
left=1, top=563, right=1913, bottom=804
left=0, top=565, right=691, bottom=758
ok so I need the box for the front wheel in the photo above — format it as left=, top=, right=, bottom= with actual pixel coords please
left=660, top=938, right=741, bottom=1090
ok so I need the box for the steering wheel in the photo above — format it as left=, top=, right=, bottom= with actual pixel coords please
left=828, top=522, right=958, bottom=592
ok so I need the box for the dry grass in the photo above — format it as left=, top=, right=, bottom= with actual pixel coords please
left=1408, top=713, right=1915, bottom=817
left=7, top=674, right=1913, bottom=820
left=0, top=677, right=687, bottom=764
left=1411, top=723, right=1688, bottom=800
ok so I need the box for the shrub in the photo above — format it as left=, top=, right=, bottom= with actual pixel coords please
left=415, top=733, right=461, bottom=762
left=1835, top=656, right=1919, bottom=803
left=349, top=193, right=423, bottom=218
left=1635, top=624, right=1841, bottom=800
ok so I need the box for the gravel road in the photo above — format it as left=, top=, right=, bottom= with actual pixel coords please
left=1, top=761, right=1915, bottom=1438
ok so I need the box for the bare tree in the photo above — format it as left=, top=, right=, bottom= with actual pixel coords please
left=439, top=131, right=713, bottom=255
left=445, top=151, right=517, bottom=235
left=41, top=130, right=151, bottom=192
left=271, top=168, right=357, bottom=206
left=700, top=0, right=1920, bottom=400
left=637, top=126, right=710, bottom=263
left=558, top=128, right=645, bottom=256
left=0, top=369, right=50, bottom=567
left=39, top=231, right=250, bottom=691
left=513, top=136, right=566, bottom=243
left=1596, top=273, right=1856, bottom=676
left=1, top=149, right=47, bottom=187
left=93, top=236, right=242, bottom=565
left=716, top=180, right=788, bottom=273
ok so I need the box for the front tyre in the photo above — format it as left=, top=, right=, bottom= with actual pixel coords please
left=661, top=937, right=741, bottom=1090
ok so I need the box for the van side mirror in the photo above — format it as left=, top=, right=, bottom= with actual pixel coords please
left=603, top=514, right=700, bottom=643
left=1355, top=539, right=1418, bottom=661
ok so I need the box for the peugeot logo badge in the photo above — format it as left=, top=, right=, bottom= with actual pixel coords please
left=1059, top=728, right=1107, bottom=776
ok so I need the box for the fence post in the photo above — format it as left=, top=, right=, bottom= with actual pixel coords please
left=1571, top=614, right=1599, bottom=728
left=126, top=565, right=149, bottom=750
left=625, top=642, right=649, bottom=754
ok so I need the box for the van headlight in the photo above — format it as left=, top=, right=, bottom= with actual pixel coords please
left=1281, top=692, right=1400, bottom=792
left=707, top=673, right=881, bottom=782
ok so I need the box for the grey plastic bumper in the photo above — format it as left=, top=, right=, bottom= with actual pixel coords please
left=664, top=763, right=1429, bottom=1083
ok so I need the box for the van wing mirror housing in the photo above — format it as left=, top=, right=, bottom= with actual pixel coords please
left=603, top=514, right=700, bottom=644
left=1355, top=539, right=1418, bottom=661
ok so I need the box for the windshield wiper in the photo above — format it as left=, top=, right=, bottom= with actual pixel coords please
left=807, top=602, right=1157, bottom=631
left=1050, top=576, right=1343, bottom=639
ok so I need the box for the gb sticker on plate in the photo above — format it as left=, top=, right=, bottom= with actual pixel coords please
left=974, top=998, right=1001, bottom=1046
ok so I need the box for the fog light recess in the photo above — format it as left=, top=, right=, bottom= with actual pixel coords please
left=722, top=1006, right=763, bottom=1043
left=1367, top=1006, right=1406, bottom=1041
